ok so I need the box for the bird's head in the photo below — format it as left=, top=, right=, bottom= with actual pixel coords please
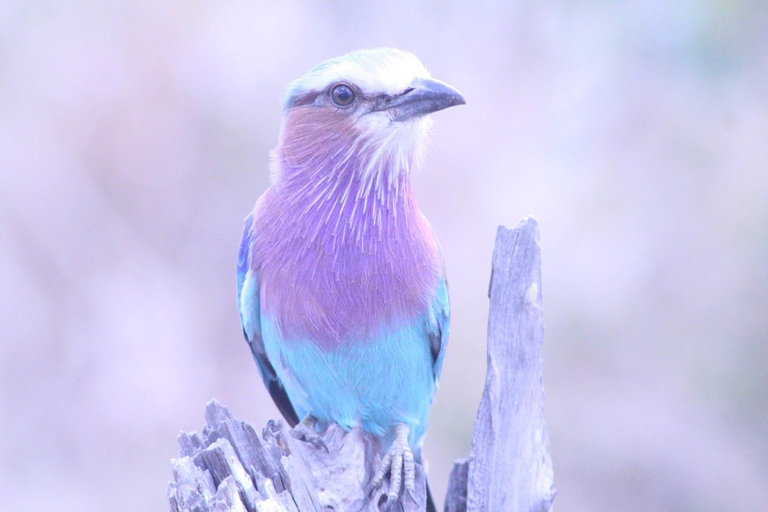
left=271, top=48, right=465, bottom=187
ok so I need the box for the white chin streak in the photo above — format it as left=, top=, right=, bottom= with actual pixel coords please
left=356, top=114, right=433, bottom=195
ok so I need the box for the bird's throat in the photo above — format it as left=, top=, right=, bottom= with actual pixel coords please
left=272, top=108, right=426, bottom=248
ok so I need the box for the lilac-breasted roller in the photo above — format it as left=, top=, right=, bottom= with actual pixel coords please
left=237, top=48, right=464, bottom=507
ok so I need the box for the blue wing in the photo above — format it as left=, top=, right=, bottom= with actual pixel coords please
left=237, top=212, right=300, bottom=426
left=427, top=277, right=450, bottom=384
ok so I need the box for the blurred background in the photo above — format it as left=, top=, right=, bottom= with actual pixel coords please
left=1, top=1, right=767, bottom=510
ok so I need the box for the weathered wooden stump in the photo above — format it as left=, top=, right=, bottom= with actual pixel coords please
left=167, top=400, right=427, bottom=512
left=167, top=218, right=555, bottom=512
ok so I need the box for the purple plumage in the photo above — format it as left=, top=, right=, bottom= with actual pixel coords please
left=253, top=106, right=442, bottom=346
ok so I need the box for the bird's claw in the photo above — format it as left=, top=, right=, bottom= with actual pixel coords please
left=290, top=415, right=329, bottom=453
left=308, top=435, right=330, bottom=453
left=372, top=424, right=415, bottom=504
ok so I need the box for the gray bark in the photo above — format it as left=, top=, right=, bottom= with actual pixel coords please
left=463, top=218, right=556, bottom=512
left=443, top=459, right=469, bottom=512
left=167, top=218, right=554, bottom=512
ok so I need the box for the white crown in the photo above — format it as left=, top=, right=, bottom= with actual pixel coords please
left=286, top=48, right=431, bottom=102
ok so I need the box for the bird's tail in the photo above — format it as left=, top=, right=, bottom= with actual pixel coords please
left=414, top=446, right=437, bottom=512
left=425, top=479, right=437, bottom=512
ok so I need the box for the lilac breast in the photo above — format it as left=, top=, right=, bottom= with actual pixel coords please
left=251, top=107, right=441, bottom=348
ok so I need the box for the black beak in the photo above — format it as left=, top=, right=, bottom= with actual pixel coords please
left=379, top=77, right=466, bottom=121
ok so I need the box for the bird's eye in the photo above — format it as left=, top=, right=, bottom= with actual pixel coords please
left=331, top=84, right=355, bottom=107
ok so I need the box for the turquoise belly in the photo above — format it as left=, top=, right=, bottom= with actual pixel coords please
left=261, top=314, right=435, bottom=447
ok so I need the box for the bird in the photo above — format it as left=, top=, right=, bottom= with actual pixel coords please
left=236, top=48, right=464, bottom=509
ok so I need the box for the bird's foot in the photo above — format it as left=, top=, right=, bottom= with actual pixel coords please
left=371, top=423, right=416, bottom=504
left=290, top=414, right=328, bottom=453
